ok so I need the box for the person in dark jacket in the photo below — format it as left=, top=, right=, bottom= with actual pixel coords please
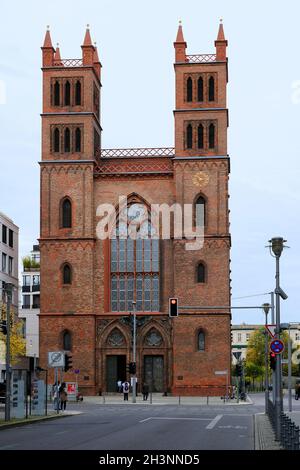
left=142, top=382, right=149, bottom=401
left=59, top=382, right=68, bottom=411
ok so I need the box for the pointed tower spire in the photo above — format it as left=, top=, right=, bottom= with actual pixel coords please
left=83, top=25, right=93, bottom=46
left=174, top=21, right=187, bottom=63
left=54, top=43, right=63, bottom=66
left=215, top=19, right=228, bottom=61
left=41, top=26, right=55, bottom=67
left=43, top=26, right=53, bottom=48
left=93, top=42, right=102, bottom=79
left=81, top=24, right=95, bottom=65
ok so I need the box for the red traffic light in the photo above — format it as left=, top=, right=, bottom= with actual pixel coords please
left=169, top=298, right=178, bottom=317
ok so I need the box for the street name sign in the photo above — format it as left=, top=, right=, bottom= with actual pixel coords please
left=270, top=339, right=284, bottom=355
left=48, top=351, right=65, bottom=368
left=265, top=324, right=276, bottom=338
left=215, top=370, right=227, bottom=375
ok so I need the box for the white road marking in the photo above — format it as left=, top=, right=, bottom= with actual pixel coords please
left=206, top=414, right=223, bottom=429
left=218, top=425, right=247, bottom=429
left=139, top=417, right=211, bottom=423
left=0, top=444, right=19, bottom=449
left=56, top=431, right=68, bottom=435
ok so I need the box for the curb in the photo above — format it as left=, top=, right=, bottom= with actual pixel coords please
left=0, top=412, right=80, bottom=431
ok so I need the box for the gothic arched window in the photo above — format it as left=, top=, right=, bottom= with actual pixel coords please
left=209, top=123, right=215, bottom=149
left=54, top=128, right=60, bottom=152
left=208, top=76, right=215, bottom=101
left=63, top=330, right=72, bottom=350
left=62, top=263, right=72, bottom=285
left=75, top=128, right=81, bottom=153
left=198, top=77, right=203, bottom=102
left=186, top=124, right=193, bottom=149
left=187, top=77, right=193, bottom=102
left=54, top=81, right=60, bottom=106
left=61, top=198, right=72, bottom=228
left=198, top=124, right=204, bottom=149
left=195, top=195, right=206, bottom=227
left=111, top=202, right=159, bottom=312
left=198, top=330, right=205, bottom=351
left=197, top=263, right=206, bottom=283
left=75, top=80, right=81, bottom=105
left=64, top=81, right=71, bottom=106
left=64, top=128, right=71, bottom=152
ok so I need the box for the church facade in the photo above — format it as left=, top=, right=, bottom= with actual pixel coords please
left=39, top=22, right=231, bottom=395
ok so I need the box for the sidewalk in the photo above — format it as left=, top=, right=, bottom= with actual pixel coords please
left=0, top=410, right=82, bottom=430
left=286, top=411, right=300, bottom=427
left=254, top=413, right=282, bottom=450
left=83, top=393, right=252, bottom=406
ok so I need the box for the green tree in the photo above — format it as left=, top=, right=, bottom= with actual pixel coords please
left=245, top=328, right=289, bottom=386
left=0, top=303, right=26, bottom=364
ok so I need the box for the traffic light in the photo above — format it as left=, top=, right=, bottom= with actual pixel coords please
left=0, top=321, right=7, bottom=335
left=64, top=353, right=73, bottom=372
left=236, top=363, right=243, bottom=377
left=169, top=298, right=178, bottom=317
left=127, top=362, right=136, bottom=374
left=270, top=352, right=276, bottom=371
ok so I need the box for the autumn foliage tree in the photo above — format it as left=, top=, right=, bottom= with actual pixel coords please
left=0, top=302, right=26, bottom=365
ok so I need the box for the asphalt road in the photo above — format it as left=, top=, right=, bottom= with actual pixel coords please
left=0, top=401, right=261, bottom=450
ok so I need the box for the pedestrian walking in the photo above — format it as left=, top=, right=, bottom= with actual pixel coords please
left=122, top=380, right=130, bottom=401
left=117, top=379, right=122, bottom=393
left=60, top=382, right=68, bottom=411
left=52, top=381, right=61, bottom=411
left=142, top=382, right=149, bottom=401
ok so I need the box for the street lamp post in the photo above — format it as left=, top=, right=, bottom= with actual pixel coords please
left=4, top=283, right=13, bottom=422
left=269, top=237, right=287, bottom=440
left=262, top=303, right=271, bottom=413
left=132, top=301, right=137, bottom=404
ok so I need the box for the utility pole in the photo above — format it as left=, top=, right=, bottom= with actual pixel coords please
left=132, top=301, right=137, bottom=404
left=268, top=237, right=288, bottom=441
left=288, top=325, right=292, bottom=412
left=4, top=283, right=13, bottom=421
left=270, top=292, right=275, bottom=404
left=262, top=303, right=271, bottom=413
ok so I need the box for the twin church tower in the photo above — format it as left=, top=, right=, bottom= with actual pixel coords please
left=39, top=22, right=231, bottom=395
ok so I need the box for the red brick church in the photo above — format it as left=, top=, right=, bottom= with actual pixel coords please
left=39, top=22, right=231, bottom=395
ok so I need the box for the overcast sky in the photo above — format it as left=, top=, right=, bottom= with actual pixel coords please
left=0, top=0, right=299, bottom=324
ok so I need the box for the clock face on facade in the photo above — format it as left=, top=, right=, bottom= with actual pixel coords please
left=192, top=171, right=210, bottom=188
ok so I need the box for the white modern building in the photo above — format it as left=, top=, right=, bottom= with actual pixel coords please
left=19, top=244, right=40, bottom=361
left=0, top=211, right=19, bottom=381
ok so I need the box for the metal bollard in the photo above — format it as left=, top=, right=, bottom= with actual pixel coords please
left=294, top=426, right=300, bottom=450
left=207, top=396, right=209, bottom=405
left=287, top=421, right=293, bottom=450
left=291, top=423, right=296, bottom=450
left=178, top=396, right=181, bottom=405
left=103, top=394, right=105, bottom=404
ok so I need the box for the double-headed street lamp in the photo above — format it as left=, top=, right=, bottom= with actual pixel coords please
left=268, top=236, right=288, bottom=440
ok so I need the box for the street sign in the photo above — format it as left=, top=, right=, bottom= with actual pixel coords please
left=215, top=370, right=228, bottom=375
left=265, top=324, right=276, bottom=338
left=233, top=352, right=242, bottom=361
left=270, top=339, right=284, bottom=355
left=281, top=359, right=288, bottom=364
left=48, top=351, right=65, bottom=368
